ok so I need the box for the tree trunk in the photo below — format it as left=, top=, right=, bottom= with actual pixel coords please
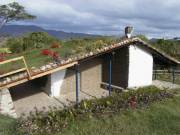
left=0, top=19, right=7, bottom=30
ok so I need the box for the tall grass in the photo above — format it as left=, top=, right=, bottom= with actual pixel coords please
left=0, top=88, right=180, bottom=135
left=61, top=96, right=180, bottom=135
left=0, top=115, right=17, bottom=135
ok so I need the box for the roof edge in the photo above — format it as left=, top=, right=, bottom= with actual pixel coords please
left=132, top=37, right=180, bottom=65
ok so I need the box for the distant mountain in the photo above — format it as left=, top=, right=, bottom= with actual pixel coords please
left=173, top=37, right=180, bottom=41
left=0, top=25, right=99, bottom=40
left=149, top=38, right=159, bottom=42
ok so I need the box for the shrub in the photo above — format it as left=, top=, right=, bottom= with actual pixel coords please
left=41, top=49, right=52, bottom=56
left=85, top=44, right=94, bottom=52
left=84, top=40, right=105, bottom=52
left=51, top=51, right=58, bottom=58
left=50, top=42, right=60, bottom=48
left=0, top=53, right=6, bottom=62
left=6, top=32, right=61, bottom=54
left=0, top=57, right=4, bottom=62
left=93, top=40, right=104, bottom=49
left=18, top=86, right=173, bottom=134
left=64, top=50, right=73, bottom=58
left=7, top=38, right=23, bottom=53
left=41, top=49, right=60, bottom=63
left=28, top=32, right=55, bottom=49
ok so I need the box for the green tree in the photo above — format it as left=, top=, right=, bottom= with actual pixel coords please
left=6, top=32, right=60, bottom=53
left=0, top=2, right=36, bottom=29
left=7, top=37, right=23, bottom=53
left=28, top=32, right=51, bottom=48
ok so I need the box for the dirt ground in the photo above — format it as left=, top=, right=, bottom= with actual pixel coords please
left=10, top=82, right=108, bottom=117
left=10, top=80, right=179, bottom=117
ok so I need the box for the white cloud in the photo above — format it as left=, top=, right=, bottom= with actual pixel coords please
left=1, top=0, right=180, bottom=37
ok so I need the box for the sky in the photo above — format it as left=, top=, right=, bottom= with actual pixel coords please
left=1, top=0, right=180, bottom=38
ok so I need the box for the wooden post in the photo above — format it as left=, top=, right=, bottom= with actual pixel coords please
left=154, top=64, right=157, bottom=80
left=0, top=56, right=31, bottom=78
left=172, top=67, right=175, bottom=84
left=108, top=54, right=112, bottom=95
left=22, top=57, right=31, bottom=78
left=154, top=70, right=157, bottom=80
left=75, top=64, right=79, bottom=104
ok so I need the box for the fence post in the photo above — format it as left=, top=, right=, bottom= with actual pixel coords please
left=172, top=67, right=175, bottom=84
left=154, top=70, right=157, bottom=80
left=154, top=64, right=157, bottom=80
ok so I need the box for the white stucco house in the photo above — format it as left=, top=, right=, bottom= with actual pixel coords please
left=0, top=28, right=180, bottom=117
left=43, top=37, right=179, bottom=98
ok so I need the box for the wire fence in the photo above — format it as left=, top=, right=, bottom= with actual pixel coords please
left=153, top=70, right=180, bottom=85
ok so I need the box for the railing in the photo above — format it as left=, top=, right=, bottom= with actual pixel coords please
left=153, top=70, right=180, bottom=84
left=0, top=56, right=31, bottom=79
left=0, top=56, right=78, bottom=89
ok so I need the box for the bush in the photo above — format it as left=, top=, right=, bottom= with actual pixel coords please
left=63, top=50, right=73, bottom=58
left=0, top=53, right=6, bottom=62
left=41, top=49, right=52, bottom=56
left=18, top=86, right=173, bottom=134
left=6, top=32, right=61, bottom=54
left=50, top=42, right=60, bottom=48
left=7, top=38, right=24, bottom=53
left=28, top=32, right=55, bottom=49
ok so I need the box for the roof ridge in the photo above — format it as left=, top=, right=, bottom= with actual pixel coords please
left=131, top=37, right=180, bottom=65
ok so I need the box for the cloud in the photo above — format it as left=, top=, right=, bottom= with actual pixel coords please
left=1, top=0, right=180, bottom=37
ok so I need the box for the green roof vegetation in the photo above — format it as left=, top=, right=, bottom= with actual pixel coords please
left=0, top=32, right=120, bottom=74
left=1, top=32, right=180, bottom=75
left=152, top=39, right=180, bottom=61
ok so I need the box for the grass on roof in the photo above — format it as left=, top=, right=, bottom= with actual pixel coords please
left=1, top=37, right=119, bottom=74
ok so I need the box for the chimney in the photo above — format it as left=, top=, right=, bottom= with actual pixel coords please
left=125, top=26, right=133, bottom=38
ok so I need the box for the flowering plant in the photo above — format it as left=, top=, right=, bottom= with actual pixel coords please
left=128, top=96, right=137, bottom=109
left=41, top=49, right=60, bottom=63
left=41, top=49, right=52, bottom=56
left=50, top=42, right=60, bottom=48
left=0, top=53, right=6, bottom=62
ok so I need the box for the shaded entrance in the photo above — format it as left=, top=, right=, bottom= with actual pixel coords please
left=9, top=77, right=63, bottom=117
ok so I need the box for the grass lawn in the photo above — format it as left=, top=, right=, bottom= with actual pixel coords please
left=1, top=89, right=180, bottom=135
left=60, top=95, right=180, bottom=135
left=0, top=115, right=17, bottom=135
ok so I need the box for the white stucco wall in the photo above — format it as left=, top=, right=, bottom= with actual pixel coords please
left=0, top=88, right=17, bottom=118
left=44, top=69, right=66, bottom=97
left=128, top=45, right=153, bottom=87
left=50, top=69, right=66, bottom=97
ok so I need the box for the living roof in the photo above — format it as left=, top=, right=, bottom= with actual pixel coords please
left=0, top=37, right=180, bottom=89
left=1, top=36, right=180, bottom=75
left=77, top=37, right=180, bottom=65
left=133, top=38, right=180, bottom=65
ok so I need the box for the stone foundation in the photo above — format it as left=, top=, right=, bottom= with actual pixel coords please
left=0, top=88, right=17, bottom=118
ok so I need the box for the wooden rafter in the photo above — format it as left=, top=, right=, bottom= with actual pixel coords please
left=0, top=78, right=29, bottom=89
left=0, top=56, right=30, bottom=79
left=30, top=62, right=78, bottom=80
left=0, top=68, right=27, bottom=78
left=0, top=56, right=24, bottom=65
